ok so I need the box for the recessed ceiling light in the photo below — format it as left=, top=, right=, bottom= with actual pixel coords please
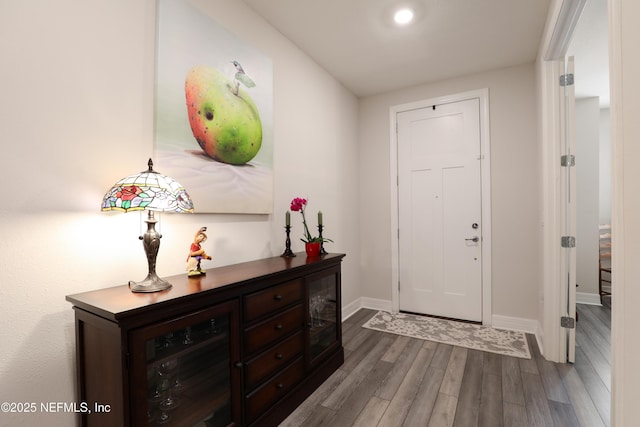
left=394, top=8, right=414, bottom=25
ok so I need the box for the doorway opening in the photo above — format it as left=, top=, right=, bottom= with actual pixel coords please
left=569, top=0, right=612, bottom=413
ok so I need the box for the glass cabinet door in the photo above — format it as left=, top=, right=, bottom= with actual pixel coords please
left=129, top=300, right=240, bottom=426
left=307, top=268, right=340, bottom=365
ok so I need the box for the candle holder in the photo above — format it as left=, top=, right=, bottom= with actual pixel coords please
left=281, top=225, right=296, bottom=257
left=317, top=224, right=328, bottom=255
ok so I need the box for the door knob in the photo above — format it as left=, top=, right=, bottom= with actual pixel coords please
left=465, top=236, right=479, bottom=243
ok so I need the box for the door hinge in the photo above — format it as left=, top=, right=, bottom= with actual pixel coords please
left=561, top=316, right=575, bottom=329
left=561, top=236, right=576, bottom=248
left=560, top=73, right=574, bottom=86
left=561, top=154, right=575, bottom=167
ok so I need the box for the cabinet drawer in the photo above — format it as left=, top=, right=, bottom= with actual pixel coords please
left=245, top=331, right=304, bottom=391
left=244, top=305, right=303, bottom=355
left=244, top=279, right=303, bottom=321
left=245, top=357, right=304, bottom=423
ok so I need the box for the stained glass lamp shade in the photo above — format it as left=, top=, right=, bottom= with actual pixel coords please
left=101, top=158, right=194, bottom=293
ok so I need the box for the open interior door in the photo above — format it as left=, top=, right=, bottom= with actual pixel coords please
left=559, top=56, right=577, bottom=363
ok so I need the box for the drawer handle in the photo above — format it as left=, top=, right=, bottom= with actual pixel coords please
left=276, top=383, right=284, bottom=390
left=275, top=353, right=284, bottom=360
left=235, top=362, right=243, bottom=368
left=274, top=294, right=283, bottom=301
left=275, top=324, right=283, bottom=330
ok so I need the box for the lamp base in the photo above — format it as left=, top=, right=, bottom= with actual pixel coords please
left=129, top=272, right=172, bottom=293
left=129, top=211, right=172, bottom=293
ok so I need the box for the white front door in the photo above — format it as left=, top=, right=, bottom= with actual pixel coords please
left=397, top=98, right=483, bottom=322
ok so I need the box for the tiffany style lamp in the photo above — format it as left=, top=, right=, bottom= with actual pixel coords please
left=101, top=158, right=194, bottom=293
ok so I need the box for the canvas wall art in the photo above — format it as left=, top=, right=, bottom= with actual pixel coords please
left=154, top=0, right=273, bottom=213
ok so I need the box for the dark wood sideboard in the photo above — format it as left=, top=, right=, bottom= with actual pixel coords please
left=66, top=253, right=346, bottom=427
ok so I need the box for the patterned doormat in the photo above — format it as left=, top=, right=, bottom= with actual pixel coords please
left=362, top=311, right=531, bottom=359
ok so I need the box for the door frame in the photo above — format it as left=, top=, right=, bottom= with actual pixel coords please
left=389, top=88, right=493, bottom=325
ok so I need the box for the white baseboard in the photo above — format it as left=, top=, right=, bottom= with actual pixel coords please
left=361, top=297, right=393, bottom=312
left=342, top=297, right=392, bottom=321
left=341, top=298, right=363, bottom=321
left=576, top=292, right=603, bottom=306
left=492, top=314, right=543, bottom=356
left=491, top=314, right=539, bottom=334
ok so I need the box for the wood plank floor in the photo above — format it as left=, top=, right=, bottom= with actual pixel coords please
left=280, top=299, right=611, bottom=427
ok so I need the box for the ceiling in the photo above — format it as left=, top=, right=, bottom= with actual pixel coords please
left=242, top=0, right=552, bottom=97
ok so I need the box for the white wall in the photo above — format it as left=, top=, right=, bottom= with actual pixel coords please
left=611, top=0, right=640, bottom=423
left=0, top=0, right=359, bottom=425
left=358, top=63, right=540, bottom=321
left=575, top=97, right=601, bottom=299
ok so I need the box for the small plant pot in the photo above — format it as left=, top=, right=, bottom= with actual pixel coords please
left=305, top=242, right=321, bottom=257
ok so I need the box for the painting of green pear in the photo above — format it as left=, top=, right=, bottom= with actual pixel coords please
left=185, top=65, right=263, bottom=165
